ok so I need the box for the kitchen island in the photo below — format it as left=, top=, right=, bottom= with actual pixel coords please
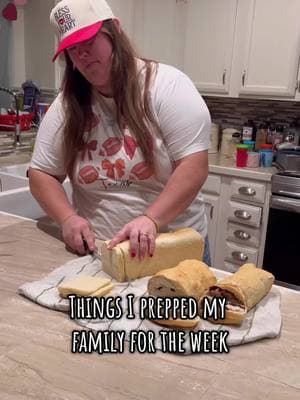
left=0, top=212, right=299, bottom=400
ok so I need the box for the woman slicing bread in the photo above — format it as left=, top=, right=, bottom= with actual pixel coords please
left=28, top=0, right=212, bottom=264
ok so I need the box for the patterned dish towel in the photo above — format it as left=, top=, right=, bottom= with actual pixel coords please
left=17, top=255, right=282, bottom=354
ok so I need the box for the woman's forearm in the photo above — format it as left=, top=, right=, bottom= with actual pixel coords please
left=145, top=152, right=208, bottom=228
left=28, top=168, right=75, bottom=225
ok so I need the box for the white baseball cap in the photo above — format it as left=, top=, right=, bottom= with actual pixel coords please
left=50, top=0, right=115, bottom=61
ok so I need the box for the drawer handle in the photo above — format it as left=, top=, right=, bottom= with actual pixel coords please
left=234, top=230, right=251, bottom=241
left=232, top=251, right=249, bottom=262
left=238, top=186, right=256, bottom=196
left=234, top=210, right=252, bottom=220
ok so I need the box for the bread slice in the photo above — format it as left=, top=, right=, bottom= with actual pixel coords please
left=148, top=259, right=216, bottom=300
left=152, top=316, right=201, bottom=329
left=101, top=228, right=204, bottom=282
left=58, top=276, right=111, bottom=298
left=89, top=283, right=114, bottom=297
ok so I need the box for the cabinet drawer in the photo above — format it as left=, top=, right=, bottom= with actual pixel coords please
left=223, top=262, right=241, bottom=274
left=224, top=241, right=259, bottom=266
left=230, top=179, right=266, bottom=204
left=228, top=201, right=262, bottom=227
left=202, top=174, right=221, bottom=195
left=227, top=222, right=261, bottom=248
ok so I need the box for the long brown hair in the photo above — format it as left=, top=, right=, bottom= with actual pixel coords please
left=61, top=19, right=161, bottom=179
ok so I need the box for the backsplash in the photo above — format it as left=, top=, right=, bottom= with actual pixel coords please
left=204, top=96, right=300, bottom=131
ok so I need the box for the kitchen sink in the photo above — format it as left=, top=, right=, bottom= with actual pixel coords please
left=0, top=162, right=29, bottom=178
left=0, top=163, right=72, bottom=219
left=0, top=172, right=28, bottom=191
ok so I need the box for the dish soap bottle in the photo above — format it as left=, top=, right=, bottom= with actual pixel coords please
left=242, top=120, right=256, bottom=142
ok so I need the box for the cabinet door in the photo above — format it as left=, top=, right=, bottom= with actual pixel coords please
left=238, top=0, right=300, bottom=97
left=203, top=193, right=219, bottom=266
left=132, top=0, right=186, bottom=69
left=183, top=0, right=238, bottom=94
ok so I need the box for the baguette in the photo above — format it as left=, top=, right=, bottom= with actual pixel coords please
left=148, top=259, right=216, bottom=300
left=199, top=263, right=274, bottom=325
left=101, top=228, right=204, bottom=282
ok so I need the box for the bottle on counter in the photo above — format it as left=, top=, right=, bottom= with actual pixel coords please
left=272, top=125, right=284, bottom=151
left=266, top=123, right=276, bottom=145
left=255, top=123, right=268, bottom=150
left=242, top=119, right=256, bottom=142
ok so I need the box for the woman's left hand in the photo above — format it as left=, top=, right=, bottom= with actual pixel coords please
left=106, top=216, right=158, bottom=260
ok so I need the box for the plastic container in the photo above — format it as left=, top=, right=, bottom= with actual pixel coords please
left=243, top=140, right=255, bottom=151
left=246, top=151, right=260, bottom=168
left=259, top=147, right=273, bottom=167
left=236, top=144, right=248, bottom=167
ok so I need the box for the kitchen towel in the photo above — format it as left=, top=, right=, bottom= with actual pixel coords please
left=17, top=255, right=282, bottom=353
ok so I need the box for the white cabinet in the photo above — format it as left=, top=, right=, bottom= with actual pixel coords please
left=203, top=193, right=219, bottom=267
left=132, top=0, right=186, bottom=69
left=214, top=176, right=271, bottom=271
left=235, top=0, right=300, bottom=98
left=202, top=174, right=221, bottom=266
left=202, top=173, right=271, bottom=272
left=183, top=0, right=238, bottom=94
left=131, top=0, right=300, bottom=100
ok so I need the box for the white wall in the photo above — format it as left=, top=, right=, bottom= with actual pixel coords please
left=10, top=0, right=56, bottom=89
left=24, top=0, right=55, bottom=89
left=10, top=8, right=26, bottom=87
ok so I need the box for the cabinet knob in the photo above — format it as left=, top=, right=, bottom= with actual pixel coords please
left=234, top=230, right=251, bottom=241
left=238, top=186, right=256, bottom=196
left=231, top=251, right=248, bottom=262
left=234, top=210, right=251, bottom=220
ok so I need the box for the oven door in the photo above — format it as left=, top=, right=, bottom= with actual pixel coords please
left=263, top=195, right=300, bottom=290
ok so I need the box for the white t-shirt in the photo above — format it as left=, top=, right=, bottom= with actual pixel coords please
left=31, top=62, right=211, bottom=239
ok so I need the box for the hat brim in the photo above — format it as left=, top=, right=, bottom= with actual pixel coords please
left=52, top=20, right=104, bottom=62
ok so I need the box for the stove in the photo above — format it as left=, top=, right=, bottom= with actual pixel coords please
left=263, top=149, right=300, bottom=291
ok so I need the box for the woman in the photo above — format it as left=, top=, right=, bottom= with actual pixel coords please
left=29, top=0, right=212, bottom=264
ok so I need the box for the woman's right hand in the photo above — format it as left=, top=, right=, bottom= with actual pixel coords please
left=61, top=214, right=95, bottom=255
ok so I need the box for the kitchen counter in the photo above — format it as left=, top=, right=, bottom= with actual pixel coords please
left=0, top=149, right=277, bottom=182
left=208, top=153, right=277, bottom=182
left=0, top=212, right=299, bottom=400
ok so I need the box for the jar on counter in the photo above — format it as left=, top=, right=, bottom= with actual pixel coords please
left=236, top=144, right=248, bottom=167
left=220, top=128, right=241, bottom=158
left=246, top=151, right=260, bottom=168
left=259, top=144, right=273, bottom=167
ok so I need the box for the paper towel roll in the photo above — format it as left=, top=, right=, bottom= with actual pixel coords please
left=209, top=123, right=219, bottom=154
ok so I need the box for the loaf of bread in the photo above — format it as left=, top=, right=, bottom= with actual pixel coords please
left=148, top=259, right=216, bottom=300
left=199, top=263, right=274, bottom=325
left=101, top=228, right=204, bottom=282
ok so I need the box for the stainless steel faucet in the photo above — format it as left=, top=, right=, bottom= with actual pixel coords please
left=0, top=86, right=21, bottom=146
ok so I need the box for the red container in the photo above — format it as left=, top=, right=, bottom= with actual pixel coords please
left=0, top=112, right=34, bottom=131
left=236, top=144, right=248, bottom=167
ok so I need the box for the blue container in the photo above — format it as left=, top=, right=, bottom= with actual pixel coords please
left=259, top=149, right=273, bottom=167
left=243, top=140, right=255, bottom=151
